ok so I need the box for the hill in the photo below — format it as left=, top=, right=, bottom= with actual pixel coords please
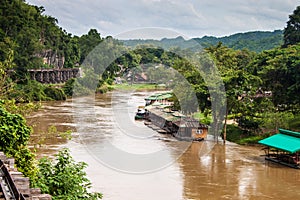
left=122, top=30, right=283, bottom=52
left=0, top=0, right=81, bottom=70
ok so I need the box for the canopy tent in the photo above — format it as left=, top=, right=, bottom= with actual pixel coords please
left=259, top=129, right=300, bottom=153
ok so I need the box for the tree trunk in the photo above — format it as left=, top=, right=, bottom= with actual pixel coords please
left=223, top=109, right=228, bottom=144
left=212, top=112, right=218, bottom=142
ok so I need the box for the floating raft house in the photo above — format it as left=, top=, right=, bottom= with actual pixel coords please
left=259, top=128, right=300, bottom=169
left=145, top=100, right=208, bottom=141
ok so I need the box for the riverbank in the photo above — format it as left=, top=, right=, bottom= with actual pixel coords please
left=192, top=111, right=268, bottom=145
left=112, top=83, right=167, bottom=91
left=225, top=124, right=267, bottom=145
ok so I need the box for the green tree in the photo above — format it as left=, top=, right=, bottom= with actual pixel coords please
left=171, top=57, right=204, bottom=114
left=78, top=29, right=103, bottom=64
left=251, top=43, right=300, bottom=110
left=64, top=35, right=80, bottom=68
left=35, top=148, right=102, bottom=200
left=206, top=43, right=260, bottom=142
left=0, top=0, right=82, bottom=73
left=0, top=48, right=15, bottom=98
left=0, top=102, right=37, bottom=180
left=283, top=6, right=300, bottom=47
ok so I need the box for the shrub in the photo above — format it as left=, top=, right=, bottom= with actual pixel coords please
left=238, top=135, right=265, bottom=145
left=10, top=80, right=49, bottom=102
left=43, top=87, right=66, bottom=101
left=225, top=124, right=244, bottom=142
left=63, top=78, right=76, bottom=96
left=96, top=83, right=113, bottom=94
left=289, top=114, right=300, bottom=130
left=0, top=104, right=37, bottom=180
left=35, top=148, right=102, bottom=199
left=63, top=78, right=93, bottom=97
left=9, top=80, right=67, bottom=101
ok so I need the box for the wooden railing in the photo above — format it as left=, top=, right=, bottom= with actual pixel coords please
left=0, top=160, right=25, bottom=200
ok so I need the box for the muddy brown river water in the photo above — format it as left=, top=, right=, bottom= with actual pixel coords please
left=27, top=90, right=300, bottom=200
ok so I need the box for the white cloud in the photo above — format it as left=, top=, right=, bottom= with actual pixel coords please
left=25, top=0, right=299, bottom=38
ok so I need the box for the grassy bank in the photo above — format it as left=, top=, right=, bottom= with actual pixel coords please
left=225, top=124, right=267, bottom=145
left=192, top=111, right=211, bottom=125
left=192, top=112, right=266, bottom=145
left=112, top=83, right=166, bottom=91
left=10, top=80, right=67, bottom=102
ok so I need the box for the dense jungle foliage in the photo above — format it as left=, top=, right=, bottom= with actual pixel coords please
left=0, top=0, right=300, bottom=197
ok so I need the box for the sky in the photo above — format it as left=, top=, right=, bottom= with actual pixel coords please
left=26, top=0, right=299, bottom=39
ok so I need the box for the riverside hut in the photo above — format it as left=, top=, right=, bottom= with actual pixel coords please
left=259, top=128, right=300, bottom=169
left=172, top=118, right=208, bottom=141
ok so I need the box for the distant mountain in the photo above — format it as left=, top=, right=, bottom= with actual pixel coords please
left=122, top=36, right=197, bottom=49
left=122, top=30, right=283, bottom=53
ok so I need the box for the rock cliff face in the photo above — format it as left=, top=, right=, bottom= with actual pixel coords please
left=36, top=49, right=65, bottom=68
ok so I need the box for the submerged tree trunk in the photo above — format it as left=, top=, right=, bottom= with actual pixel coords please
left=223, top=109, right=228, bottom=144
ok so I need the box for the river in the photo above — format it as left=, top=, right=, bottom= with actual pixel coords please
left=27, top=90, right=300, bottom=200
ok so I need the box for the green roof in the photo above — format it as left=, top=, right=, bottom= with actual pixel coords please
left=259, top=129, right=300, bottom=153
left=278, top=128, right=300, bottom=138
left=145, top=95, right=159, bottom=100
left=157, top=93, right=172, bottom=100
left=145, top=92, right=172, bottom=100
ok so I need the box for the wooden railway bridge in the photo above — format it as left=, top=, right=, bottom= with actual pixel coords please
left=28, top=68, right=81, bottom=84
